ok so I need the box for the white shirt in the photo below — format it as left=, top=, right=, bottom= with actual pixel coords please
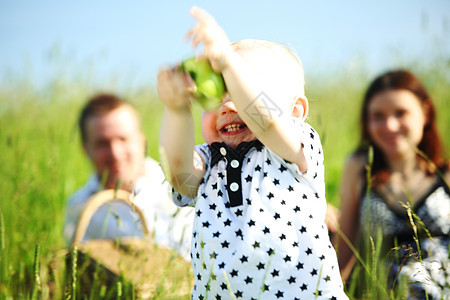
left=173, top=121, right=347, bottom=299
left=63, top=157, right=194, bottom=259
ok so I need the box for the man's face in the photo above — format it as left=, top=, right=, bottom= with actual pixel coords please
left=83, top=106, right=146, bottom=190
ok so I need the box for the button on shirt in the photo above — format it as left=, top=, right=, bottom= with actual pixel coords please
left=63, top=157, right=194, bottom=260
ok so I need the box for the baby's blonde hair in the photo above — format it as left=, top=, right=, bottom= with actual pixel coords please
left=231, top=39, right=306, bottom=102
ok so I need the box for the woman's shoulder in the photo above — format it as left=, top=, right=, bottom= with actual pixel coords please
left=345, top=151, right=368, bottom=172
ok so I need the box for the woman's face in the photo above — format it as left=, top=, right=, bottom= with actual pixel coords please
left=367, top=89, right=427, bottom=159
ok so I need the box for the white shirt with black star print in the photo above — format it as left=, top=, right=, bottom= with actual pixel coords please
left=173, top=121, right=348, bottom=299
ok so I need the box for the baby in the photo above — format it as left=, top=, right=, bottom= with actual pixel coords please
left=158, top=7, right=347, bottom=299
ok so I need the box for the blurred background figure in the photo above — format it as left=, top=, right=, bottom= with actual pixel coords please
left=63, top=93, right=193, bottom=259
left=336, top=70, right=449, bottom=298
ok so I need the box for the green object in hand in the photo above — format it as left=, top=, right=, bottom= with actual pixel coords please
left=181, top=57, right=226, bottom=111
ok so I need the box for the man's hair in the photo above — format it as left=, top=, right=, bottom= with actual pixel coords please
left=78, top=93, right=136, bottom=142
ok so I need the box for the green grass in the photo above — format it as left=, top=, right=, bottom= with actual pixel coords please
left=0, top=55, right=449, bottom=299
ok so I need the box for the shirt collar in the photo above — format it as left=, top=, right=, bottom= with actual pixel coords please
left=209, top=140, right=263, bottom=167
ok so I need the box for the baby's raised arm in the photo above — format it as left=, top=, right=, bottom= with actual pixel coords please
left=188, top=7, right=308, bottom=172
left=158, top=67, right=205, bottom=197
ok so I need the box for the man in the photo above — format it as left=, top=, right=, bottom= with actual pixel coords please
left=63, top=93, right=193, bottom=259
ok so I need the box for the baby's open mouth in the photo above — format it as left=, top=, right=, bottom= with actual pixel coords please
left=221, top=123, right=247, bottom=133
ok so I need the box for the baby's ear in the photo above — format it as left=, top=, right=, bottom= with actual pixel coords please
left=291, top=96, right=309, bottom=121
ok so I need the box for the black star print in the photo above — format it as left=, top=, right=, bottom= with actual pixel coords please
left=266, top=158, right=271, bottom=165
left=209, top=203, right=216, bottom=210
left=281, top=200, right=286, bottom=205
left=267, top=192, right=274, bottom=199
left=274, top=213, right=280, bottom=220
left=279, top=165, right=287, bottom=172
left=224, top=202, right=231, bottom=208
left=235, top=209, right=243, bottom=216
left=263, top=227, right=270, bottom=234
left=197, top=274, right=202, bottom=280
left=292, top=241, right=298, bottom=247
left=310, top=132, right=314, bottom=139
left=279, top=234, right=286, bottom=240
left=263, top=284, right=269, bottom=292
left=331, top=296, right=337, bottom=300
left=288, top=185, right=294, bottom=192
left=287, top=276, right=296, bottom=284
left=293, top=206, right=301, bottom=213
left=230, top=269, right=239, bottom=277
left=314, top=234, right=319, bottom=239
left=217, top=190, right=223, bottom=197
left=273, top=178, right=280, bottom=185
left=267, top=248, right=275, bottom=256
left=263, top=172, right=268, bottom=177
left=305, top=248, right=312, bottom=255
left=240, top=255, right=248, bottom=263
left=201, top=192, right=207, bottom=198
left=287, top=221, right=292, bottom=226
left=300, top=283, right=307, bottom=291
left=246, top=198, right=251, bottom=205
left=218, top=262, right=225, bottom=269
left=324, top=275, right=331, bottom=282
left=217, top=211, right=222, bottom=218
left=310, top=268, right=318, bottom=276
left=212, top=183, right=218, bottom=190
left=235, top=290, right=243, bottom=298
left=299, top=226, right=307, bottom=233
left=196, top=210, right=202, bottom=217
left=302, top=194, right=307, bottom=199
left=199, top=295, right=204, bottom=300
left=252, top=241, right=260, bottom=248
left=224, top=219, right=231, bottom=226
left=248, top=219, right=255, bottom=227
left=244, top=276, right=253, bottom=284
left=275, top=290, right=284, bottom=298
left=202, top=221, right=210, bottom=228
left=210, top=252, right=217, bottom=259
left=256, top=262, right=265, bottom=270
left=271, top=269, right=279, bottom=277
left=245, top=175, right=252, bottom=182
left=309, top=214, right=313, bottom=219
left=205, top=283, right=210, bottom=291
left=296, top=262, right=304, bottom=269
left=215, top=294, right=221, bottom=300
left=218, top=172, right=224, bottom=179
left=235, top=229, right=243, bottom=239
left=220, top=282, right=227, bottom=290
left=283, top=255, right=291, bottom=262
left=221, top=240, right=229, bottom=248
left=255, top=165, right=261, bottom=172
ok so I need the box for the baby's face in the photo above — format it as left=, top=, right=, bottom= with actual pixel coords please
left=201, top=45, right=305, bottom=149
left=201, top=93, right=257, bottom=149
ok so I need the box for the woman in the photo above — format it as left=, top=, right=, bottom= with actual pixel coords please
left=336, top=70, right=449, bottom=298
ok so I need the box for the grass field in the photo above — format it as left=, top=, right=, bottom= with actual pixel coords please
left=0, top=55, right=449, bottom=299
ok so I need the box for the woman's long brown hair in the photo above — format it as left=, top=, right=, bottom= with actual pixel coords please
left=357, top=70, right=446, bottom=185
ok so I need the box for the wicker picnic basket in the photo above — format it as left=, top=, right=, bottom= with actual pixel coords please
left=69, top=189, right=193, bottom=299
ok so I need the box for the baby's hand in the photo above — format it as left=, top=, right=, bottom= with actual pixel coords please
left=157, top=66, right=196, bottom=111
left=186, top=7, right=233, bottom=73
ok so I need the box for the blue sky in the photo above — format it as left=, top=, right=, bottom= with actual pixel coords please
left=1, top=0, right=449, bottom=89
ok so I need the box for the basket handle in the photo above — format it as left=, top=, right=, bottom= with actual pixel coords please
left=72, top=189, right=150, bottom=245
